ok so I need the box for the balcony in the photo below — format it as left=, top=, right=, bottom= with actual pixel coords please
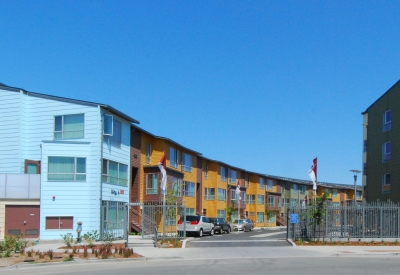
left=0, top=174, right=41, bottom=199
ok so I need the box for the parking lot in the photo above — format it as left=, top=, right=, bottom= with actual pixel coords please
left=186, top=227, right=290, bottom=248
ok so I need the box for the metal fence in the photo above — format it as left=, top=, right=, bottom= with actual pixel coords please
left=101, top=201, right=128, bottom=240
left=130, top=202, right=186, bottom=240
left=287, top=202, right=400, bottom=240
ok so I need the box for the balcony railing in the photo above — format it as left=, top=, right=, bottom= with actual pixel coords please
left=0, top=174, right=40, bottom=199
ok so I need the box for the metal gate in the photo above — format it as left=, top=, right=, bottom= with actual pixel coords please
left=287, top=203, right=400, bottom=240
left=101, top=201, right=128, bottom=240
left=129, top=202, right=186, bottom=240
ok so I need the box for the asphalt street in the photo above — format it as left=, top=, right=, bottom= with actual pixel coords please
left=186, top=227, right=289, bottom=247
left=3, top=256, right=399, bottom=275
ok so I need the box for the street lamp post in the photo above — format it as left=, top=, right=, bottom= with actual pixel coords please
left=350, top=170, right=361, bottom=206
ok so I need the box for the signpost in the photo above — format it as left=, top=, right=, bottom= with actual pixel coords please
left=290, top=214, right=298, bottom=239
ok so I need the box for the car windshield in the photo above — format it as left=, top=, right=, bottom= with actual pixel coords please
left=233, top=220, right=245, bottom=224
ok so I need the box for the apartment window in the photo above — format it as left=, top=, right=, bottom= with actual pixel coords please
left=145, top=143, right=152, bottom=164
left=257, top=195, right=265, bottom=204
left=184, top=181, right=195, bottom=197
left=182, top=153, right=192, bottom=172
left=46, top=216, right=73, bottom=229
left=230, top=170, right=237, bottom=184
left=382, top=173, right=391, bottom=185
left=204, top=188, right=215, bottom=200
left=172, top=177, right=182, bottom=197
left=247, top=194, right=255, bottom=204
left=103, top=119, right=122, bottom=147
left=217, top=210, right=226, bottom=218
left=333, top=202, right=340, bottom=208
left=257, top=212, right=264, bottom=223
left=383, top=110, right=392, bottom=132
left=48, top=157, right=86, bottom=181
left=204, top=164, right=208, bottom=180
left=268, top=196, right=275, bottom=207
left=291, top=199, right=298, bottom=206
left=299, top=185, right=306, bottom=194
left=332, top=189, right=338, bottom=198
left=245, top=175, right=250, bottom=188
left=260, top=178, right=265, bottom=189
left=267, top=179, right=273, bottom=190
left=363, top=140, right=367, bottom=153
left=293, top=184, right=298, bottom=194
left=281, top=184, right=285, bottom=193
left=220, top=166, right=228, bottom=182
left=170, top=147, right=179, bottom=168
left=218, top=188, right=226, bottom=201
left=279, top=198, right=290, bottom=207
left=231, top=189, right=238, bottom=202
left=382, top=142, right=391, bottom=162
left=325, top=188, right=330, bottom=195
left=356, top=191, right=361, bottom=199
left=103, top=114, right=113, bottom=135
left=102, top=159, right=128, bottom=186
left=268, top=214, right=276, bottom=223
left=185, top=208, right=195, bottom=215
left=54, top=114, right=84, bottom=139
left=146, top=173, right=158, bottom=194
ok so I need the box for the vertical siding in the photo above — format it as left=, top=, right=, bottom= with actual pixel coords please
left=0, top=89, right=21, bottom=173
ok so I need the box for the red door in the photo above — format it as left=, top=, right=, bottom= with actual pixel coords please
left=5, top=205, right=40, bottom=238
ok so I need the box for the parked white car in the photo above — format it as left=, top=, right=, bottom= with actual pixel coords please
left=177, top=215, right=214, bottom=237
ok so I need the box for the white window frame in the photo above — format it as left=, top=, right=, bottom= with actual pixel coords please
left=204, top=188, right=215, bottom=200
left=382, top=173, right=391, bottom=186
left=182, top=153, right=192, bottom=172
left=218, top=188, right=226, bottom=201
left=170, top=147, right=179, bottom=168
left=145, top=142, right=152, bottom=164
left=204, top=164, right=209, bottom=180
left=103, top=119, right=122, bottom=147
left=102, top=159, right=128, bottom=186
left=382, top=141, right=391, bottom=162
left=172, top=177, right=182, bottom=197
left=247, top=194, right=255, bottom=204
left=267, top=179, right=273, bottom=190
left=293, top=184, right=298, bottom=194
left=220, top=166, right=227, bottom=182
left=103, top=114, right=113, bottom=135
left=260, top=178, right=265, bottom=189
left=230, top=169, right=237, bottom=184
left=268, top=196, right=275, bottom=207
left=257, top=212, right=264, bottom=223
left=217, top=210, right=226, bottom=218
left=383, top=110, right=392, bottom=132
left=48, top=156, right=86, bottom=182
left=146, top=173, right=158, bottom=194
left=257, top=195, right=265, bottom=204
left=184, top=181, right=195, bottom=197
left=54, top=114, right=85, bottom=139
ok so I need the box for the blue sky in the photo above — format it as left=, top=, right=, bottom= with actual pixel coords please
left=1, top=1, right=400, bottom=185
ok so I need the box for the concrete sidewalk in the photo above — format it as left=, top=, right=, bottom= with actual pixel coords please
left=22, top=236, right=400, bottom=260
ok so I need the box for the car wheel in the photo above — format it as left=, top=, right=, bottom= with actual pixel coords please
left=249, top=226, right=252, bottom=231
left=210, top=228, right=214, bottom=236
left=199, top=229, right=203, bottom=237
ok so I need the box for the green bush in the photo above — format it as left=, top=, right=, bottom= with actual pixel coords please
left=83, top=230, right=99, bottom=248
left=60, top=233, right=74, bottom=248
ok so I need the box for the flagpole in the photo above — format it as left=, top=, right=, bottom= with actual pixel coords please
left=163, top=188, right=166, bottom=240
left=238, top=197, right=240, bottom=234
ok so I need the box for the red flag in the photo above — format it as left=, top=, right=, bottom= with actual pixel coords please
left=159, top=154, right=166, bottom=169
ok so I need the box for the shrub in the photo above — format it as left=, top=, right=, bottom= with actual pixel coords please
left=102, top=231, right=115, bottom=247
left=82, top=230, right=99, bottom=248
left=60, top=233, right=74, bottom=248
left=47, top=249, right=54, bottom=260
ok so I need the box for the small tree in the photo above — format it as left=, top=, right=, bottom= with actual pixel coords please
left=226, top=203, right=235, bottom=223
left=307, top=191, right=329, bottom=241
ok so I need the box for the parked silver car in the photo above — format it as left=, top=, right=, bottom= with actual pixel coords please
left=177, top=215, right=214, bottom=237
left=232, top=219, right=254, bottom=232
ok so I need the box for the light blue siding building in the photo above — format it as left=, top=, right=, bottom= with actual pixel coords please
left=0, top=83, right=139, bottom=240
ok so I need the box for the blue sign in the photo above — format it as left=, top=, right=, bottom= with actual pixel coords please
left=290, top=214, right=298, bottom=224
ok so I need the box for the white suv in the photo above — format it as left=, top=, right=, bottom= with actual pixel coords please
left=178, top=215, right=214, bottom=237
